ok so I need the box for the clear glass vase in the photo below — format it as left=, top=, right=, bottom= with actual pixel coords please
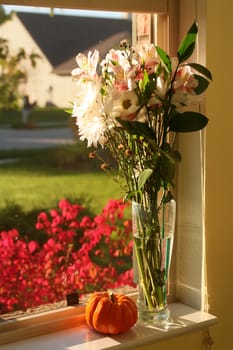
left=132, top=199, right=176, bottom=324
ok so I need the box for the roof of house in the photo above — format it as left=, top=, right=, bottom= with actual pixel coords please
left=17, top=12, right=132, bottom=75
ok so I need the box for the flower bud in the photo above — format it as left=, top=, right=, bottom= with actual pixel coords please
left=101, top=163, right=109, bottom=170
left=118, top=144, right=124, bottom=150
left=89, top=152, right=96, bottom=158
left=125, top=149, right=132, bottom=157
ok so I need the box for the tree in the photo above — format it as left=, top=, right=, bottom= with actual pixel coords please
left=0, top=6, right=40, bottom=110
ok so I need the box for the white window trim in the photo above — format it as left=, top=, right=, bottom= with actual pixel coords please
left=175, top=0, right=209, bottom=312
left=0, top=292, right=217, bottom=348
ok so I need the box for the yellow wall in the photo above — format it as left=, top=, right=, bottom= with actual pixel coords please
left=137, top=0, right=233, bottom=348
left=205, top=0, right=233, bottom=347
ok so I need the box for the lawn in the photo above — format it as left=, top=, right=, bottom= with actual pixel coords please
left=0, top=145, right=123, bottom=214
left=0, top=142, right=125, bottom=237
left=0, top=167, right=122, bottom=213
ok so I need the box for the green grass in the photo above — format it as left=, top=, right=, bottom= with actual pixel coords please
left=0, top=143, right=126, bottom=242
left=0, top=169, right=122, bottom=214
left=0, top=145, right=123, bottom=215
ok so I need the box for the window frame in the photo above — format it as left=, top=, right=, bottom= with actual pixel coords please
left=0, top=295, right=217, bottom=347
left=0, top=1, right=216, bottom=346
left=2, top=0, right=168, bottom=13
left=1, top=0, right=204, bottom=310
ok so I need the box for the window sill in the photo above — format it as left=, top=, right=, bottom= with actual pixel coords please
left=0, top=298, right=217, bottom=350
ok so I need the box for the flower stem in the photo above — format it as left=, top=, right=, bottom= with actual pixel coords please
left=134, top=237, right=154, bottom=310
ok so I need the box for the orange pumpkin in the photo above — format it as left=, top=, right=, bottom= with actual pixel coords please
left=85, top=291, right=138, bottom=334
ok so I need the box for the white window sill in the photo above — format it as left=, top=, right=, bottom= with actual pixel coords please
left=0, top=300, right=217, bottom=350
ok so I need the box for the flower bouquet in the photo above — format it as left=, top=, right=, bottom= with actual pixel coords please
left=70, top=22, right=212, bottom=323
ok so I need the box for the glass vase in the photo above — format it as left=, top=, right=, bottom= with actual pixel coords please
left=132, top=199, right=176, bottom=324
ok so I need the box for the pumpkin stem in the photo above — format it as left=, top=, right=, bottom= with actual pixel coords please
left=110, top=293, right=115, bottom=303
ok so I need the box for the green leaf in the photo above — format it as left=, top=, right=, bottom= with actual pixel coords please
left=138, top=71, right=156, bottom=103
left=138, top=168, right=153, bottom=190
left=162, top=142, right=171, bottom=153
left=169, top=111, right=208, bottom=132
left=124, top=192, right=136, bottom=202
left=139, top=69, right=149, bottom=92
left=156, top=46, right=172, bottom=72
left=177, top=22, right=198, bottom=63
left=171, top=150, right=182, bottom=162
left=116, top=118, right=155, bottom=140
left=145, top=73, right=157, bottom=99
left=159, top=154, right=176, bottom=183
left=194, top=74, right=210, bottom=95
left=160, top=144, right=181, bottom=163
left=64, top=108, right=73, bottom=114
left=187, top=63, right=213, bottom=81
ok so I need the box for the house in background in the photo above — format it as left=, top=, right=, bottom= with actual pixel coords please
left=0, top=12, right=132, bottom=107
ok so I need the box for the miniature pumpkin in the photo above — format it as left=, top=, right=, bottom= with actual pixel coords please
left=85, top=291, right=138, bottom=334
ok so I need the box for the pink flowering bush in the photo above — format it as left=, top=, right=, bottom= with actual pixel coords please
left=0, top=199, right=135, bottom=314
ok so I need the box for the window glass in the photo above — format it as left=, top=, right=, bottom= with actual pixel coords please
left=1, top=1, right=208, bottom=321
left=1, top=6, right=162, bottom=317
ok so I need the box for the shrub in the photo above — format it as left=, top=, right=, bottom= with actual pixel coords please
left=0, top=198, right=135, bottom=314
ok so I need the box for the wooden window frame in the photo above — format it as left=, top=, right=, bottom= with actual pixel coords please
left=0, top=2, right=218, bottom=347
left=2, top=0, right=168, bottom=13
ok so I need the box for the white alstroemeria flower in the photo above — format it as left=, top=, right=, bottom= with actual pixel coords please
left=171, top=65, right=201, bottom=111
left=109, top=90, right=146, bottom=121
left=136, top=43, right=159, bottom=73
left=71, top=50, right=99, bottom=82
left=173, top=65, right=198, bottom=93
left=171, top=90, right=203, bottom=112
left=156, top=76, right=169, bottom=99
left=103, top=49, right=132, bottom=90
left=105, top=49, right=130, bottom=73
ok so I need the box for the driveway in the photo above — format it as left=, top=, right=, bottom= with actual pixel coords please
left=0, top=127, right=75, bottom=150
